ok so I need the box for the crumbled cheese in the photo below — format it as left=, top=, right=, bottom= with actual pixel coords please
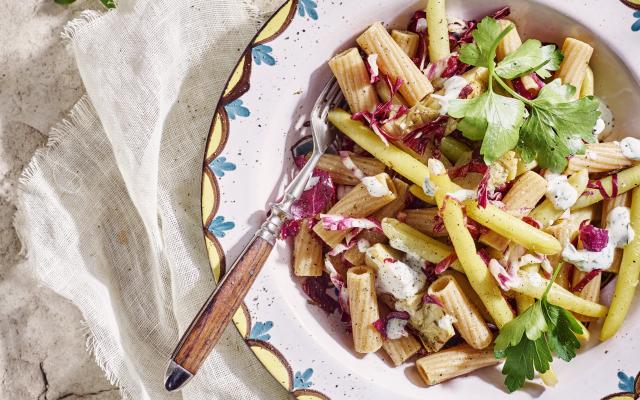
left=357, top=238, right=371, bottom=253
left=545, top=173, right=578, bottom=211
left=367, top=54, right=379, bottom=79
left=423, top=176, right=437, bottom=197
left=593, top=118, right=606, bottom=137
left=437, top=314, right=457, bottom=330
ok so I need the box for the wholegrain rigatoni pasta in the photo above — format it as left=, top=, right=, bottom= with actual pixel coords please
left=416, top=345, right=499, bottom=385
left=313, top=173, right=396, bottom=247
left=315, top=154, right=386, bottom=185
left=391, top=29, right=420, bottom=58
left=347, top=266, right=383, bottom=353
left=555, top=38, right=594, bottom=97
left=293, top=218, right=323, bottom=277
left=382, top=334, right=422, bottom=367
left=357, top=22, right=434, bottom=106
left=328, top=48, right=380, bottom=113
left=428, top=275, right=493, bottom=349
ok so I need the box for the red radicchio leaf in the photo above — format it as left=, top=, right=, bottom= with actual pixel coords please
left=572, top=269, right=603, bottom=292
left=280, top=219, right=301, bottom=239
left=302, top=275, right=338, bottom=314
left=290, top=169, right=335, bottom=219
left=423, top=294, right=444, bottom=307
left=294, top=155, right=308, bottom=169
left=440, top=55, right=470, bottom=79
left=352, top=77, right=407, bottom=145
left=422, top=261, right=438, bottom=284
left=458, top=84, right=474, bottom=99
left=587, top=174, right=618, bottom=199
left=383, top=257, right=397, bottom=263
left=401, top=115, right=449, bottom=155
left=477, top=249, right=491, bottom=266
left=521, top=216, right=542, bottom=229
left=476, top=169, right=491, bottom=208
left=466, top=219, right=488, bottom=239
left=435, top=253, right=458, bottom=274
left=448, top=7, right=510, bottom=49
left=449, top=158, right=488, bottom=179
left=373, top=311, right=411, bottom=339
left=579, top=223, right=609, bottom=251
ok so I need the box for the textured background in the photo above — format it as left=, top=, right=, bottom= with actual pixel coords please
left=0, top=0, right=119, bottom=398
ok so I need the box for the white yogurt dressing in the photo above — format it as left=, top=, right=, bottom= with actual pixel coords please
left=376, top=259, right=427, bottom=299
left=562, top=206, right=635, bottom=272
left=430, top=76, right=469, bottom=115
left=620, top=137, right=640, bottom=161
left=386, top=318, right=409, bottom=340
left=361, top=176, right=391, bottom=197
left=545, top=173, right=578, bottom=211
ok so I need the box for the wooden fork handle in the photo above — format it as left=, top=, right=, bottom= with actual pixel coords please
left=169, top=235, right=273, bottom=380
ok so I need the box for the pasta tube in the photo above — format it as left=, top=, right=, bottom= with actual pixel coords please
left=409, top=184, right=437, bottom=205
left=328, top=48, right=379, bottom=113
left=391, top=30, right=420, bottom=58
left=572, top=268, right=601, bottom=322
left=313, top=173, right=396, bottom=247
left=479, top=171, right=548, bottom=251
left=381, top=217, right=463, bottom=272
left=510, top=270, right=608, bottom=318
left=429, top=163, right=514, bottom=328
left=555, top=38, right=594, bottom=97
left=357, top=22, right=433, bottom=106
left=530, top=169, right=589, bottom=226
left=573, top=164, right=640, bottom=209
left=293, top=219, right=323, bottom=277
left=428, top=275, right=493, bottom=349
left=566, top=142, right=633, bottom=174
left=600, top=186, right=640, bottom=340
left=496, top=20, right=521, bottom=61
left=580, top=66, right=594, bottom=97
left=426, top=0, right=450, bottom=62
left=401, top=208, right=448, bottom=238
left=382, top=334, right=422, bottom=367
left=347, top=266, right=383, bottom=353
left=441, top=270, right=494, bottom=323
left=416, top=345, right=499, bottom=386
left=316, top=154, right=386, bottom=185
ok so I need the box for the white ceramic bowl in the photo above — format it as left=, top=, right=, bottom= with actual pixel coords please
left=201, top=1, right=640, bottom=398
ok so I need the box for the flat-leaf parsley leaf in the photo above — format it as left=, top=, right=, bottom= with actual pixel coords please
left=494, top=265, right=583, bottom=392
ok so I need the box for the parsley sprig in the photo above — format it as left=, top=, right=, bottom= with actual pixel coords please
left=449, top=17, right=600, bottom=171
left=494, top=265, right=583, bottom=392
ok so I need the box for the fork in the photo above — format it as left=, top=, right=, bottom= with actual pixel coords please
left=164, top=78, right=343, bottom=391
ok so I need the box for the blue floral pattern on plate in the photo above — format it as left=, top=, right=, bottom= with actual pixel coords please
left=249, top=321, right=273, bottom=341
left=633, top=11, right=640, bottom=31
left=293, top=368, right=314, bottom=390
left=297, top=0, right=318, bottom=20
left=209, top=157, right=236, bottom=177
left=224, top=99, right=250, bottom=120
left=252, top=44, right=276, bottom=66
left=618, top=371, right=636, bottom=392
left=208, top=216, right=235, bottom=238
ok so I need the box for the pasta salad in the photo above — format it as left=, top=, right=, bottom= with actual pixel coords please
left=283, top=0, right=640, bottom=393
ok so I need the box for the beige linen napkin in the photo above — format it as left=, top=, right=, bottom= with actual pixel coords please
left=15, top=0, right=290, bottom=398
